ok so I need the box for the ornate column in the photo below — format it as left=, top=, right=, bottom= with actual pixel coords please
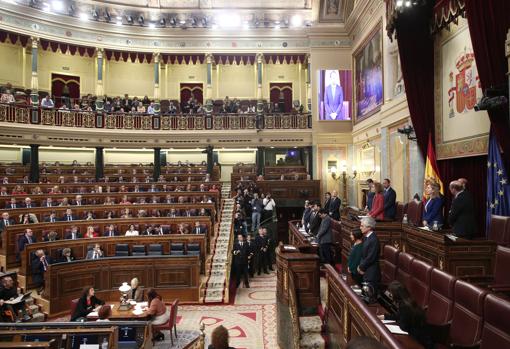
left=305, top=54, right=312, bottom=112
left=205, top=53, right=214, bottom=113
left=205, top=145, right=214, bottom=175
left=256, top=146, right=265, bottom=176
left=29, top=144, right=39, bottom=183
left=95, top=48, right=105, bottom=111
left=256, top=53, right=264, bottom=111
left=153, top=147, right=161, bottom=181
left=95, top=147, right=104, bottom=181
left=30, top=37, right=39, bottom=106
left=153, top=53, right=161, bottom=114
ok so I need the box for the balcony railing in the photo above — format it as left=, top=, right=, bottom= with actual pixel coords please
left=0, top=103, right=312, bottom=131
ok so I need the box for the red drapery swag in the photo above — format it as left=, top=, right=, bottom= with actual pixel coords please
left=51, top=73, right=80, bottom=107
left=269, top=83, right=293, bottom=113
left=179, top=83, right=204, bottom=105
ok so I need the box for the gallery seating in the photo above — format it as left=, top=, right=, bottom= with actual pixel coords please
left=381, top=245, right=399, bottom=286
left=487, top=245, right=510, bottom=298
left=148, top=243, right=163, bottom=255
left=480, top=294, right=510, bottom=349
left=131, top=245, right=146, bottom=256
left=396, top=252, right=414, bottom=289
left=408, top=258, right=432, bottom=308
left=488, top=215, right=510, bottom=246
left=114, top=244, right=129, bottom=256
left=170, top=243, right=185, bottom=255
left=426, top=268, right=456, bottom=326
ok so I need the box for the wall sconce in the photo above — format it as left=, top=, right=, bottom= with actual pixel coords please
left=329, top=161, right=357, bottom=208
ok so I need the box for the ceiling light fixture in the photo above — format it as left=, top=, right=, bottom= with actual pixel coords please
left=159, top=18, right=166, bottom=26
left=116, top=19, right=122, bottom=26
left=51, top=0, right=63, bottom=11
left=79, top=12, right=88, bottom=21
left=126, top=15, right=133, bottom=24
left=138, top=16, right=144, bottom=25
left=148, top=22, right=156, bottom=29
left=290, top=15, right=302, bottom=27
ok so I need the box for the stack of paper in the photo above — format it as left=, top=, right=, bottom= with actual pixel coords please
left=385, top=324, right=408, bottom=335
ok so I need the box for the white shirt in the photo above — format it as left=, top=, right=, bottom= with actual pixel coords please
left=365, top=231, right=374, bottom=239
left=125, top=230, right=139, bottom=236
left=331, top=84, right=336, bottom=97
left=263, top=198, right=276, bottom=211
left=147, top=105, right=155, bottom=114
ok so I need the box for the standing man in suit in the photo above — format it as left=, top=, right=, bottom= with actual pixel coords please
left=382, top=178, right=397, bottom=221
left=329, top=190, right=342, bottom=220
left=323, top=70, right=344, bottom=120
left=323, top=192, right=332, bottom=214
left=254, top=228, right=269, bottom=275
left=232, top=234, right=250, bottom=288
left=317, top=209, right=333, bottom=264
left=32, top=249, right=51, bottom=295
left=0, top=212, right=14, bottom=232
left=308, top=202, right=322, bottom=236
left=448, top=180, right=476, bottom=239
left=357, top=217, right=381, bottom=294
left=301, top=200, right=312, bottom=229
left=246, top=234, right=256, bottom=278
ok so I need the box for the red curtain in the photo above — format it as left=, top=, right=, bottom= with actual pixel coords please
left=180, top=83, right=203, bottom=105
left=394, top=2, right=502, bottom=237
left=395, top=4, right=435, bottom=157
left=269, top=83, right=293, bottom=113
left=51, top=73, right=80, bottom=107
left=465, top=0, right=510, bottom=165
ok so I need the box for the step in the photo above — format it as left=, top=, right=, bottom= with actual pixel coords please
left=29, top=304, right=40, bottom=314
left=299, top=333, right=325, bottom=349
left=299, top=316, right=323, bottom=333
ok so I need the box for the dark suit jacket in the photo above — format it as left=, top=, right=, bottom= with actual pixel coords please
left=18, top=234, right=37, bottom=252
left=23, top=203, right=38, bottom=208
left=192, top=226, right=207, bottom=234
left=329, top=197, right=341, bottom=220
left=324, top=84, right=344, bottom=117
left=5, top=203, right=18, bottom=209
left=103, top=230, right=119, bottom=237
left=359, top=232, right=381, bottom=284
left=448, top=191, right=476, bottom=239
left=62, top=214, right=78, bottom=221
left=308, top=212, right=322, bottom=236
left=383, top=187, right=397, bottom=220
left=31, top=255, right=51, bottom=287
left=232, top=242, right=249, bottom=266
left=44, top=217, right=58, bottom=223
left=302, top=207, right=312, bottom=229
left=0, top=218, right=14, bottom=231
left=317, top=215, right=333, bottom=244
left=65, top=231, right=82, bottom=240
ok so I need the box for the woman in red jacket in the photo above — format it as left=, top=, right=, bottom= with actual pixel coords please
left=369, top=182, right=385, bottom=220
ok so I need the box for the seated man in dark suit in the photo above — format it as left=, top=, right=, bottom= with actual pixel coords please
left=18, top=228, right=36, bottom=254
left=382, top=178, right=397, bottom=220
left=317, top=209, right=333, bottom=264
left=308, top=202, right=322, bottom=236
left=44, top=211, right=58, bottom=223
left=192, top=221, right=207, bottom=234
left=62, top=208, right=77, bottom=222
left=6, top=198, right=18, bottom=209
left=103, top=224, right=119, bottom=237
left=42, top=197, right=56, bottom=207
left=65, top=225, right=81, bottom=240
left=448, top=180, right=476, bottom=239
left=23, top=197, right=37, bottom=209
left=0, top=212, right=14, bottom=231
left=357, top=216, right=381, bottom=296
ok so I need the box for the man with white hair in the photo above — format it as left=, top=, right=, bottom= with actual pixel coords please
left=357, top=216, right=381, bottom=293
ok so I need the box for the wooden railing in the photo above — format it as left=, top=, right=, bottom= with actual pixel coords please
left=0, top=103, right=312, bottom=131
left=288, top=270, right=301, bottom=349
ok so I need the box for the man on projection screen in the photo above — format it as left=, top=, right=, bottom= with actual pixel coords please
left=324, top=70, right=344, bottom=120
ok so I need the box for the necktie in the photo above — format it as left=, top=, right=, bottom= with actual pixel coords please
left=197, top=227, right=200, bottom=234
left=110, top=231, right=113, bottom=237
left=51, top=218, right=55, bottom=223
left=42, top=257, right=48, bottom=271
left=93, top=252, right=97, bottom=259
left=27, top=205, right=31, bottom=208
left=27, top=236, right=32, bottom=244
left=4, top=220, right=8, bottom=226
left=67, top=216, right=71, bottom=221
left=72, top=233, right=76, bottom=239
left=12, top=204, right=15, bottom=209
left=240, top=242, right=243, bottom=247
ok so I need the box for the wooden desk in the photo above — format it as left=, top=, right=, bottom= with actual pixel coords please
left=340, top=216, right=496, bottom=279
left=1, top=217, right=211, bottom=270
left=287, top=221, right=318, bottom=253
left=324, top=264, right=422, bottom=349
left=86, top=302, right=151, bottom=321
left=20, top=233, right=207, bottom=289
left=402, top=224, right=496, bottom=278
left=46, top=255, right=200, bottom=316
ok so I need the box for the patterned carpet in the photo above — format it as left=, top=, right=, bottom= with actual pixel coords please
left=176, top=271, right=278, bottom=349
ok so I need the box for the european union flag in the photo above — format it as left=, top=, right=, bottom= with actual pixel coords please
left=486, top=128, right=510, bottom=236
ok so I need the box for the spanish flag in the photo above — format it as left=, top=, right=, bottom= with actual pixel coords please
left=424, top=132, right=444, bottom=197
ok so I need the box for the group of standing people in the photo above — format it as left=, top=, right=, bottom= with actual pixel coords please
left=232, top=227, right=273, bottom=288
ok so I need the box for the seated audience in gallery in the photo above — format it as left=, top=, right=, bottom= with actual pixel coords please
left=422, top=181, right=444, bottom=228
left=368, top=182, right=385, bottom=221
left=40, top=95, right=54, bottom=108
left=71, top=287, right=105, bottom=322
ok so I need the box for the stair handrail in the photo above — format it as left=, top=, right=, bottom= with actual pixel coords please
left=223, top=199, right=235, bottom=304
